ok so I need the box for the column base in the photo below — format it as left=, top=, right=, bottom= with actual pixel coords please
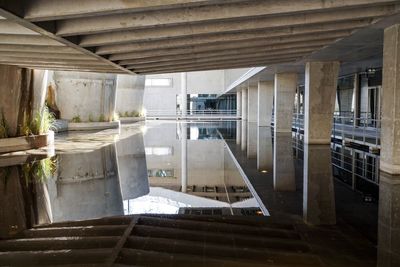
left=380, top=161, right=400, bottom=175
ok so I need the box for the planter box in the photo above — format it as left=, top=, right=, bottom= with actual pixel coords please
left=0, top=131, right=54, bottom=154
left=68, top=120, right=120, bottom=131
left=119, top=117, right=145, bottom=124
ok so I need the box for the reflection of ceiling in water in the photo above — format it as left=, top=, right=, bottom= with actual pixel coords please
left=124, top=187, right=259, bottom=215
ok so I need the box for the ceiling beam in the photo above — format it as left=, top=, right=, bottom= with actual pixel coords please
left=24, top=0, right=237, bottom=21
left=110, top=35, right=346, bottom=61
left=89, top=19, right=370, bottom=49
left=0, top=51, right=98, bottom=60
left=0, top=34, right=65, bottom=46
left=0, top=44, right=80, bottom=53
left=80, top=5, right=394, bottom=47
left=54, top=0, right=398, bottom=36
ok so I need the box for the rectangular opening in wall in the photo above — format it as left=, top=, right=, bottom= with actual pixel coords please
left=145, top=78, right=172, bottom=87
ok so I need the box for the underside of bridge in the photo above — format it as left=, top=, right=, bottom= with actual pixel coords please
left=0, top=0, right=400, bottom=74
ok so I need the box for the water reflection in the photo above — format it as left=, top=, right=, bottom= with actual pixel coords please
left=303, top=144, right=336, bottom=225
left=257, top=126, right=273, bottom=172
left=273, top=132, right=295, bottom=192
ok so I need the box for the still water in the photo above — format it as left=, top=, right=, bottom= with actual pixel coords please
left=1, top=120, right=396, bottom=265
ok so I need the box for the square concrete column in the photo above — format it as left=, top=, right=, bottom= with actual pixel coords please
left=274, top=73, right=298, bottom=132
left=258, top=81, right=274, bottom=127
left=304, top=61, right=340, bottom=144
left=247, top=84, right=258, bottom=123
left=241, top=88, right=248, bottom=121
left=381, top=24, right=400, bottom=174
left=181, top=72, right=187, bottom=118
left=236, top=91, right=241, bottom=118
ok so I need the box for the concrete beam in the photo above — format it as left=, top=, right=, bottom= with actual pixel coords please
left=80, top=4, right=394, bottom=45
left=24, top=0, right=231, bottom=21
left=135, top=58, right=298, bottom=74
left=0, top=51, right=96, bottom=60
left=0, top=44, right=81, bottom=54
left=131, top=56, right=304, bottom=73
left=0, top=58, right=107, bottom=66
left=124, top=50, right=314, bottom=71
left=89, top=19, right=370, bottom=49
left=0, top=34, right=64, bottom=46
left=0, top=20, right=38, bottom=35
left=54, top=1, right=397, bottom=36
left=112, top=35, right=342, bottom=61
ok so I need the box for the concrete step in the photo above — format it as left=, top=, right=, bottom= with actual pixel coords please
left=132, top=224, right=310, bottom=252
left=125, top=235, right=320, bottom=266
left=23, top=225, right=127, bottom=238
left=117, top=248, right=322, bottom=267
left=138, top=216, right=300, bottom=239
left=34, top=216, right=132, bottom=228
left=0, top=236, right=119, bottom=251
left=140, top=214, right=295, bottom=229
left=0, top=248, right=112, bottom=266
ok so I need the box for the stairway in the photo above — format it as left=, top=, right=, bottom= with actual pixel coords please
left=0, top=214, right=374, bottom=266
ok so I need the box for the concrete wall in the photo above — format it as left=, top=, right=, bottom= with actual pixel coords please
left=115, top=74, right=146, bottom=115
left=223, top=68, right=251, bottom=91
left=51, top=71, right=117, bottom=122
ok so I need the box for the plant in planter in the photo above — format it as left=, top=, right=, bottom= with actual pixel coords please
left=0, top=111, right=9, bottom=139
left=71, top=115, right=82, bottom=123
left=130, top=110, right=140, bottom=117
left=22, top=156, right=57, bottom=185
left=98, top=114, right=106, bottom=122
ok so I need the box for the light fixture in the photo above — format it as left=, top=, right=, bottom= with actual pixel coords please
left=260, top=170, right=268, bottom=173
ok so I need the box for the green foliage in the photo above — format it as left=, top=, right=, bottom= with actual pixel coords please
left=71, top=115, right=82, bottom=123
left=29, top=106, right=55, bottom=135
left=0, top=110, right=8, bottom=139
left=22, top=157, right=57, bottom=185
left=130, top=110, right=140, bottom=117
left=98, top=114, right=106, bottom=122
left=124, top=111, right=130, bottom=117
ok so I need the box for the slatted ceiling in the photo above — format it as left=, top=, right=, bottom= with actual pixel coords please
left=0, top=0, right=399, bottom=74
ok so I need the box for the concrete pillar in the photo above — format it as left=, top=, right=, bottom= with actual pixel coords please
left=381, top=24, right=400, bottom=174
left=236, top=91, right=242, bottom=118
left=377, top=172, right=400, bottom=267
left=274, top=73, right=298, bottom=133
left=241, top=88, right=248, bottom=121
left=247, top=84, right=258, bottom=123
left=181, top=123, right=188, bottom=192
left=241, top=121, right=247, bottom=152
left=181, top=72, right=187, bottom=118
left=236, top=121, right=241, bottom=145
left=247, top=122, right=257, bottom=159
left=258, top=81, right=274, bottom=127
left=273, top=132, right=295, bottom=191
left=304, top=61, right=340, bottom=144
left=303, top=144, right=336, bottom=225
left=257, top=126, right=273, bottom=172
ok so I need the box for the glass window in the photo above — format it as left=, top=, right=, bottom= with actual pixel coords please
left=145, top=78, right=172, bottom=87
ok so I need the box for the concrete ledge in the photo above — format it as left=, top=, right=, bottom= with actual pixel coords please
left=0, top=131, right=54, bottom=154
left=119, top=117, right=145, bottom=124
left=68, top=121, right=120, bottom=131
left=53, top=119, right=69, bottom=133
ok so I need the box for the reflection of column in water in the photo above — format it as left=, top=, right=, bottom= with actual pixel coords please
left=241, top=121, right=247, bottom=152
left=247, top=122, right=257, bottom=159
left=273, top=132, right=295, bottom=191
left=47, top=144, right=123, bottom=222
left=116, top=131, right=149, bottom=200
left=377, top=172, right=400, bottom=267
left=303, top=144, right=336, bottom=225
left=181, top=123, right=187, bottom=193
left=257, top=126, right=273, bottom=172
left=236, top=121, right=241, bottom=145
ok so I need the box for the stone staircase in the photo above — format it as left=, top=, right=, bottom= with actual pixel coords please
left=0, top=215, right=375, bottom=266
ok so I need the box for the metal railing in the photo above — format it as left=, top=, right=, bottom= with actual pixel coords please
left=145, top=109, right=238, bottom=118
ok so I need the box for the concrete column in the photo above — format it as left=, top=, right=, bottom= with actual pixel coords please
left=181, top=72, right=187, bottom=118
left=381, top=24, right=400, bottom=174
left=241, top=88, right=248, bottom=121
left=247, top=84, right=258, bottom=123
left=273, top=132, right=295, bottom=191
left=236, top=121, right=241, bottom=145
left=257, top=126, right=273, bottom=172
left=258, top=81, right=274, bottom=127
left=181, top=123, right=187, bottom=192
left=247, top=122, right=257, bottom=159
left=304, top=61, right=340, bottom=144
left=241, top=121, right=247, bottom=152
left=303, top=144, right=336, bottom=225
left=377, top=172, right=400, bottom=267
left=274, top=73, right=298, bottom=133
left=236, top=91, right=242, bottom=118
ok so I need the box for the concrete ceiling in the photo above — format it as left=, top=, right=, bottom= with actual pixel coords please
left=0, top=0, right=399, bottom=74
